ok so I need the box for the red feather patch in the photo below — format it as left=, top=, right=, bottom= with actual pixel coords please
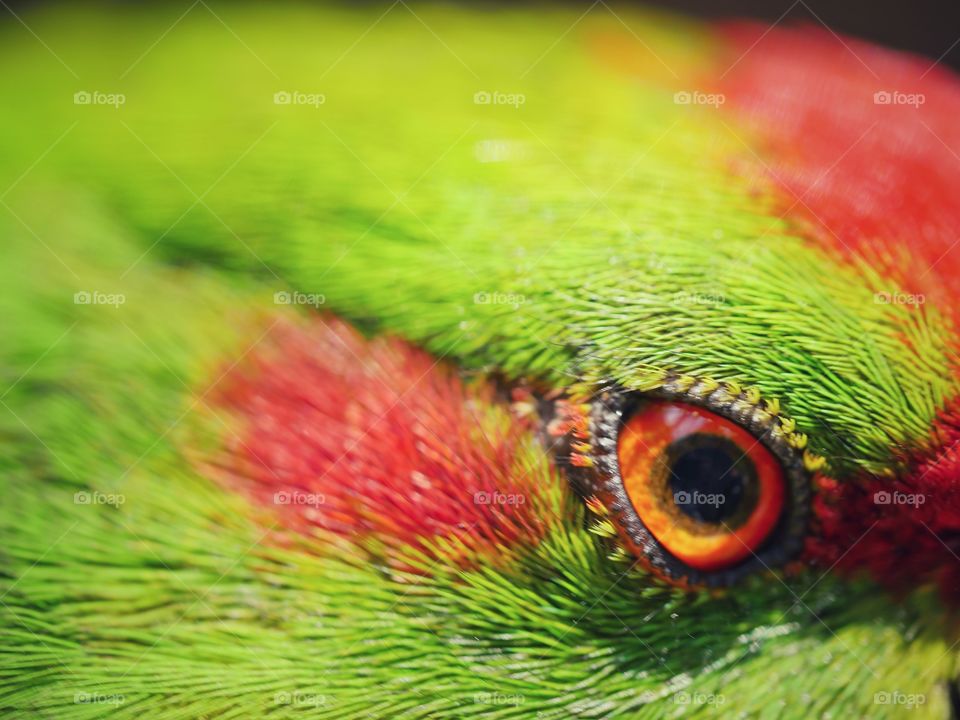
left=718, top=23, right=960, bottom=313
left=807, top=405, right=960, bottom=602
left=203, top=315, right=554, bottom=569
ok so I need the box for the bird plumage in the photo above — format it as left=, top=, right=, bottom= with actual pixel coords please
left=1, top=5, right=958, bottom=718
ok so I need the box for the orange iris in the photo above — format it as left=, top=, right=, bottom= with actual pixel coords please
left=617, top=401, right=785, bottom=571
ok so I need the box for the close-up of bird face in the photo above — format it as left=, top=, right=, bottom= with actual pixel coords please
left=2, top=3, right=960, bottom=718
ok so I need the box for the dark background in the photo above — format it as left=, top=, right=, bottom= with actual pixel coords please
left=2, top=1, right=958, bottom=69
left=647, top=0, right=960, bottom=69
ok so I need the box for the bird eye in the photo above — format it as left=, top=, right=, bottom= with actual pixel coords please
left=618, top=401, right=785, bottom=572
left=563, top=379, right=817, bottom=587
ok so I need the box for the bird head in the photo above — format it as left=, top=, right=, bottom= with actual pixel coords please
left=1, top=5, right=959, bottom=718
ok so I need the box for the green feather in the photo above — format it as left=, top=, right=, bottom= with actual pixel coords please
left=0, top=5, right=956, bottom=719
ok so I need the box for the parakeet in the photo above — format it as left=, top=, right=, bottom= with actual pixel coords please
left=1, top=4, right=959, bottom=718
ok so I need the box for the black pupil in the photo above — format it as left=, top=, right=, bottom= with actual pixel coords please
left=668, top=441, right=747, bottom=524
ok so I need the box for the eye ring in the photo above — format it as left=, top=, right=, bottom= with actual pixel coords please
left=565, top=376, right=815, bottom=587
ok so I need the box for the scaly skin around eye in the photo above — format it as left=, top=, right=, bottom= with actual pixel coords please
left=1, top=5, right=960, bottom=720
